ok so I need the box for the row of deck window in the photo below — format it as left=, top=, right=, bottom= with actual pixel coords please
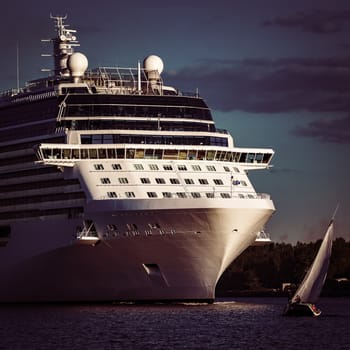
left=105, top=191, right=254, bottom=199
left=100, top=177, right=247, bottom=186
left=60, top=119, right=216, bottom=133
left=41, top=147, right=272, bottom=164
left=81, top=134, right=227, bottom=146
left=93, top=163, right=239, bottom=172
left=64, top=104, right=212, bottom=120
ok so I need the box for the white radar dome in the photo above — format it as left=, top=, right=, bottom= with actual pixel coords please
left=67, top=52, right=88, bottom=77
left=143, top=55, right=164, bottom=74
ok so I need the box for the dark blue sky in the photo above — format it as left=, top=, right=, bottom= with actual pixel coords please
left=1, top=0, right=349, bottom=243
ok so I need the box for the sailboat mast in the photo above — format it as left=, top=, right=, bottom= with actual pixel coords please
left=330, top=203, right=339, bottom=223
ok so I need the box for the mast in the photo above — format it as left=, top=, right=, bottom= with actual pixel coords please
left=137, top=61, right=141, bottom=94
left=50, top=15, right=80, bottom=77
left=16, top=42, right=20, bottom=92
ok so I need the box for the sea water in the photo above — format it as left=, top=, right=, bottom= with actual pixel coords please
left=0, top=297, right=349, bottom=349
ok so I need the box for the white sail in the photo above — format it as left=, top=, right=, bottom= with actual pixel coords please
left=292, top=219, right=334, bottom=304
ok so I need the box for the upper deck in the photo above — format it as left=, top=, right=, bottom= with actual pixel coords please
left=0, top=15, right=202, bottom=108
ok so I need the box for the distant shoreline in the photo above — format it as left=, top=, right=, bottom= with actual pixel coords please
left=216, top=285, right=350, bottom=298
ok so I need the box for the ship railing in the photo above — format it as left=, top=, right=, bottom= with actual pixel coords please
left=81, top=67, right=202, bottom=97
left=84, top=67, right=164, bottom=95
left=179, top=91, right=201, bottom=98
left=76, top=220, right=98, bottom=239
left=216, top=129, right=229, bottom=134
left=0, top=88, right=21, bottom=98
left=253, top=230, right=273, bottom=246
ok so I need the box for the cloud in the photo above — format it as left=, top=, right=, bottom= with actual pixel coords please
left=293, top=114, right=350, bottom=144
left=263, top=10, right=350, bottom=34
left=164, top=57, right=350, bottom=114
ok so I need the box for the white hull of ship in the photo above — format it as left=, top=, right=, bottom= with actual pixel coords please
left=0, top=199, right=274, bottom=303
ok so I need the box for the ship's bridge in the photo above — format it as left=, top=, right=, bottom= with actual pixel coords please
left=36, top=143, right=274, bottom=170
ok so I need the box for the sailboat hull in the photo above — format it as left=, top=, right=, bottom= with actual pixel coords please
left=283, top=302, right=321, bottom=317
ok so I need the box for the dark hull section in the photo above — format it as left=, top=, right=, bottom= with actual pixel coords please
left=283, top=302, right=321, bottom=317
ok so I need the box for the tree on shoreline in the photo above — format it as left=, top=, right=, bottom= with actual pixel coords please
left=216, top=238, right=350, bottom=292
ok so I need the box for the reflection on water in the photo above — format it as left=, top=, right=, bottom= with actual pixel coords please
left=0, top=298, right=349, bottom=349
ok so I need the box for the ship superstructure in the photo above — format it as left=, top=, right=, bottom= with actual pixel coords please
left=0, top=16, right=275, bottom=302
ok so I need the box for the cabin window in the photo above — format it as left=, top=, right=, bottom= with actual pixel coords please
left=176, top=192, right=187, bottom=198
left=170, top=178, right=180, bottom=184
left=81, top=149, right=88, bottom=159
left=188, top=150, right=197, bottom=160
left=107, top=192, right=118, bottom=198
left=63, top=149, right=71, bottom=159
left=140, top=178, right=151, bottom=184
left=239, top=153, right=247, bottom=162
left=134, top=164, right=144, bottom=170
left=179, top=150, right=187, bottom=159
left=215, top=151, right=223, bottom=160
left=206, top=151, right=215, bottom=161
left=156, top=178, right=166, bottom=184
left=125, top=192, right=135, bottom=198
left=199, top=179, right=209, bottom=185
left=100, top=178, right=111, bottom=184
left=255, top=153, right=263, bottom=162
left=135, top=149, right=145, bottom=159
left=248, top=153, right=255, bottom=163
left=163, top=165, right=173, bottom=171
left=42, top=148, right=52, bottom=158
left=177, top=165, right=187, bottom=171
left=70, top=149, right=78, bottom=159
left=126, top=223, right=138, bottom=230
left=162, top=192, right=172, bottom=198
left=164, top=149, right=179, bottom=159
left=263, top=153, right=271, bottom=163
left=206, top=193, right=214, bottom=198
left=149, top=164, right=159, bottom=170
left=112, top=163, right=122, bottom=170
left=107, top=149, right=116, bottom=158
left=147, top=192, right=158, bottom=198
left=220, top=193, right=231, bottom=198
left=126, top=149, right=135, bottom=159
left=223, top=166, right=230, bottom=172
left=213, top=179, right=224, bottom=185
left=224, top=152, right=232, bottom=161
left=192, top=165, right=201, bottom=171
left=117, top=149, right=125, bottom=159
left=191, top=192, right=201, bottom=198
left=89, top=149, right=98, bottom=159
left=197, top=150, right=206, bottom=160
left=206, top=165, right=216, bottom=171
left=94, top=164, right=104, bottom=170
left=53, top=148, right=61, bottom=158
left=154, top=149, right=163, bottom=159
left=98, top=149, right=107, bottom=159
left=144, top=149, right=154, bottom=159
left=184, top=179, right=194, bottom=184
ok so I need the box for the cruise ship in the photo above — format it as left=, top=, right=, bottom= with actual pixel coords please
left=0, top=16, right=275, bottom=303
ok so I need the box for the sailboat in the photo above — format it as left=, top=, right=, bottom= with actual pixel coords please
left=283, top=206, right=338, bottom=317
